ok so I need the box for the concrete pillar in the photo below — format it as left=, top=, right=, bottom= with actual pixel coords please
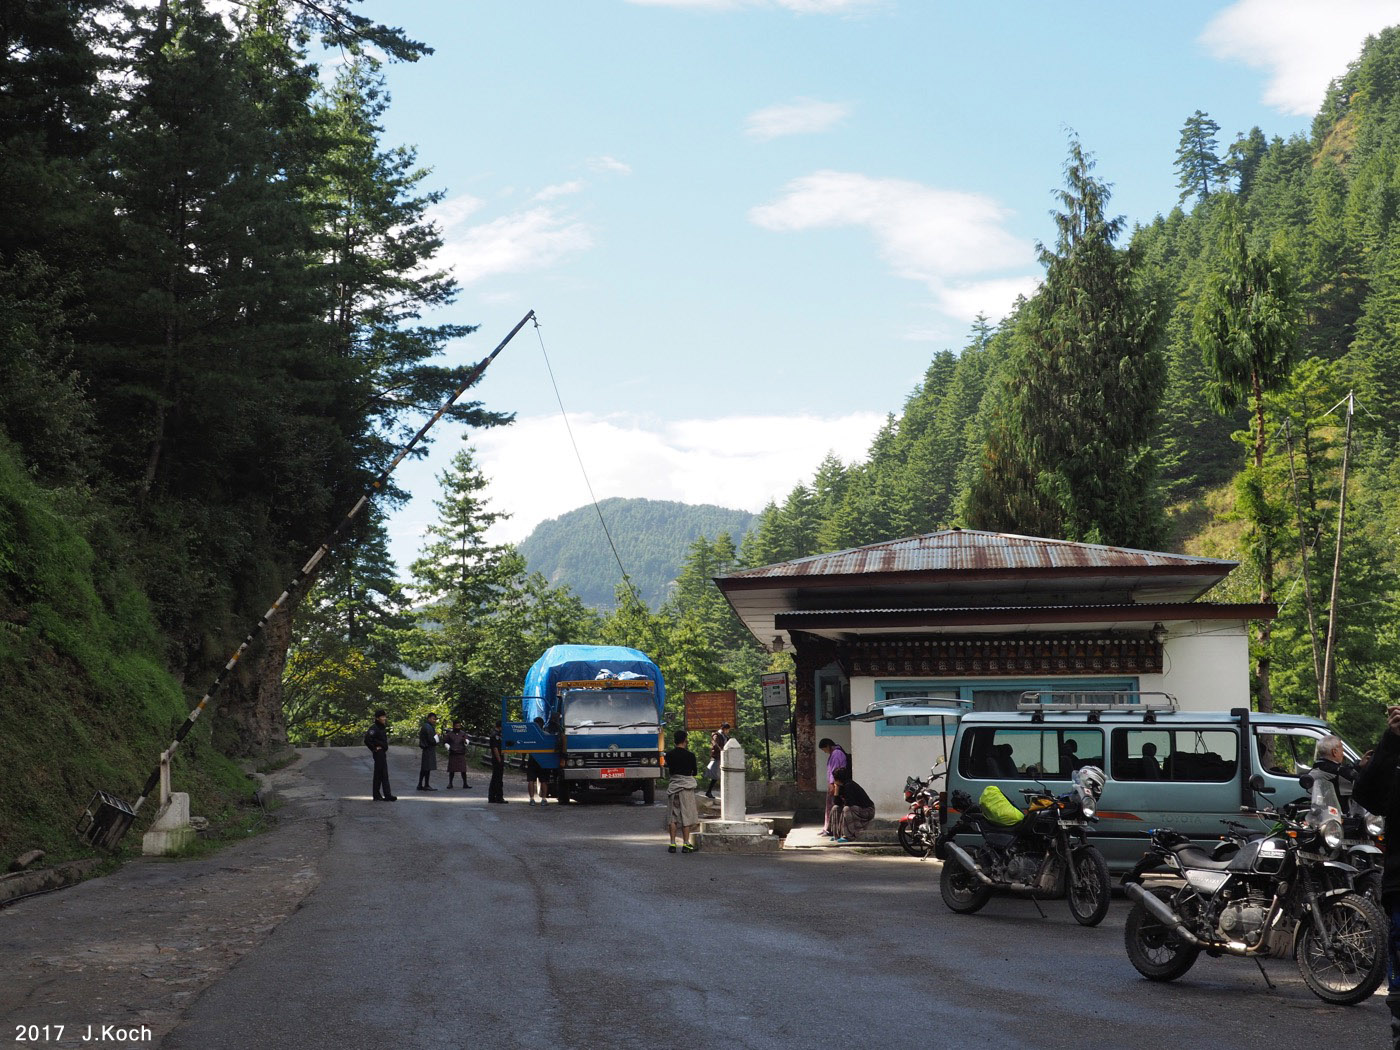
left=720, top=738, right=746, bottom=822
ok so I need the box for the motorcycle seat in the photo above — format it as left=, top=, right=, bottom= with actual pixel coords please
left=1170, top=842, right=1234, bottom=871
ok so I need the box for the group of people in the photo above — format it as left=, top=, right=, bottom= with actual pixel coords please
left=362, top=712, right=507, bottom=803
left=365, top=714, right=879, bottom=854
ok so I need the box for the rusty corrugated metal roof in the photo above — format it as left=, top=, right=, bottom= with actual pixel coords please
left=722, top=529, right=1236, bottom=580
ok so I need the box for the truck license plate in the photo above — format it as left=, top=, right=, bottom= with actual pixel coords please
left=599, top=768, right=626, bottom=779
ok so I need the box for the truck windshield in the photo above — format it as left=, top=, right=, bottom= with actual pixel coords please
left=562, top=689, right=658, bottom=733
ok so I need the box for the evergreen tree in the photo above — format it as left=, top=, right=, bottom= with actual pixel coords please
left=1176, top=110, right=1226, bottom=205
left=1194, top=199, right=1302, bottom=713
left=965, top=137, right=1166, bottom=546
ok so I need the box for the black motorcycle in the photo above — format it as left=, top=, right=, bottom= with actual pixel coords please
left=898, top=770, right=943, bottom=858
left=1122, top=772, right=1386, bottom=1005
left=936, top=766, right=1111, bottom=926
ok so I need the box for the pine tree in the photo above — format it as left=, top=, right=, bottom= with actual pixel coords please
left=965, top=137, right=1166, bottom=546
left=1194, top=198, right=1301, bottom=713
left=1176, top=110, right=1226, bottom=205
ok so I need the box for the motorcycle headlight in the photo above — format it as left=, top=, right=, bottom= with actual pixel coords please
left=1367, top=814, right=1386, bottom=837
left=1080, top=801, right=1095, bottom=819
left=1322, top=818, right=1343, bottom=850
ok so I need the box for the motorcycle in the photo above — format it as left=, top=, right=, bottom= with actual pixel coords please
left=935, top=766, right=1111, bottom=926
left=898, top=770, right=943, bottom=858
left=1341, top=809, right=1385, bottom=902
left=1121, top=772, right=1386, bottom=1005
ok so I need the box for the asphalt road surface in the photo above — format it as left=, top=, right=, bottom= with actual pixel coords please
left=8, top=748, right=1392, bottom=1050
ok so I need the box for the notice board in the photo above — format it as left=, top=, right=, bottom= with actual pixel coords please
left=684, top=690, right=737, bottom=733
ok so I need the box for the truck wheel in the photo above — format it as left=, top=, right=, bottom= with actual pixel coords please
left=571, top=780, right=588, bottom=803
left=642, top=779, right=655, bottom=805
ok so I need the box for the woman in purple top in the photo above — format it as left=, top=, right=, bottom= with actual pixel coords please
left=818, top=738, right=848, bottom=836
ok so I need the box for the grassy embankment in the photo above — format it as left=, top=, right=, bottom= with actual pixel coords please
left=0, top=442, right=253, bottom=864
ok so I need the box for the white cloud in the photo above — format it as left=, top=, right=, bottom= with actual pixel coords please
left=469, top=411, right=887, bottom=543
left=750, top=170, right=1036, bottom=321
left=430, top=198, right=592, bottom=286
left=1200, top=0, right=1398, bottom=115
left=627, top=0, right=876, bottom=11
left=533, top=180, right=586, bottom=202
left=745, top=98, right=852, bottom=140
left=587, top=155, right=633, bottom=175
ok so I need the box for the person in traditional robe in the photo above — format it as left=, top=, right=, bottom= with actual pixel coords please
left=417, top=712, right=440, bottom=791
left=443, top=721, right=471, bottom=789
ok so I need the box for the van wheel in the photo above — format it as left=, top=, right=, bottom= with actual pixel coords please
left=939, top=860, right=991, bottom=914
left=1125, top=887, right=1199, bottom=981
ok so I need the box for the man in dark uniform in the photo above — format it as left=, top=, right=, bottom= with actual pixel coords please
left=1354, top=704, right=1400, bottom=1048
left=488, top=721, right=507, bottom=804
left=364, top=710, right=395, bottom=801
left=417, top=712, right=440, bottom=791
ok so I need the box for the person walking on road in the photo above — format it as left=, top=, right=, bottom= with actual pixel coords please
left=417, top=712, right=440, bottom=791
left=829, top=766, right=875, bottom=842
left=817, top=738, right=848, bottom=837
left=443, top=720, right=472, bottom=789
left=705, top=722, right=730, bottom=799
left=1352, top=704, right=1400, bottom=1048
left=365, top=710, right=396, bottom=801
left=488, top=721, right=507, bottom=803
left=665, top=730, right=700, bottom=853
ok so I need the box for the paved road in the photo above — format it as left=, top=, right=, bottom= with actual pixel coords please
left=6, top=748, right=1391, bottom=1050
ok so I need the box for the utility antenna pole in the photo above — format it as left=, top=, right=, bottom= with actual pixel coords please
left=1319, top=391, right=1355, bottom=719
left=1282, top=419, right=1324, bottom=713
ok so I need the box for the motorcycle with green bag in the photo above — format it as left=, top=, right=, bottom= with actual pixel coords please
left=935, top=766, right=1111, bottom=926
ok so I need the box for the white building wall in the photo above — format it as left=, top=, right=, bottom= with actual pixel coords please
left=1138, top=622, right=1251, bottom=712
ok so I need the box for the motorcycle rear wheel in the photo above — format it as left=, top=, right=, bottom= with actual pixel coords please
left=898, top=820, right=934, bottom=857
left=1296, top=892, right=1387, bottom=1005
left=1124, top=886, right=1199, bottom=981
left=1066, top=846, right=1111, bottom=927
left=939, top=859, right=992, bottom=914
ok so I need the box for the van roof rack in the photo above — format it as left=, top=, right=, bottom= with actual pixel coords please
left=1019, top=691, right=1178, bottom=724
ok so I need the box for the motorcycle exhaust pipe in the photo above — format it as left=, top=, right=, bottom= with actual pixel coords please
left=1123, top=882, right=1205, bottom=948
left=941, top=841, right=995, bottom=886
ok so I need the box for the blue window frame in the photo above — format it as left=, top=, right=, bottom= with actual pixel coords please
left=872, top=677, right=1139, bottom=736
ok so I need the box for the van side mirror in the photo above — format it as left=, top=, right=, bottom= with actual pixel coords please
left=1248, top=773, right=1276, bottom=796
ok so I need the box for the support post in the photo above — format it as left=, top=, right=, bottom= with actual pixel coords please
left=720, top=738, right=746, bottom=822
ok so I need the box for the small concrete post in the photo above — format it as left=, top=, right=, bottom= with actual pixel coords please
left=720, top=737, right=746, bottom=822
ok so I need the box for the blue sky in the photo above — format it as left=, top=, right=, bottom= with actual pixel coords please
left=359, top=0, right=1397, bottom=571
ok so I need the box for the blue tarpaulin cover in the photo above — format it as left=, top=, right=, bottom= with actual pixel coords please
left=521, top=645, right=664, bottom=724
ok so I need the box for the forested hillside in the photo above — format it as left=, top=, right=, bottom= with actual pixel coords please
left=0, top=0, right=510, bottom=853
left=736, top=32, right=1400, bottom=746
left=517, top=498, right=757, bottom=609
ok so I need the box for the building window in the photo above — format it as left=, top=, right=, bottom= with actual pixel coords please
left=816, top=663, right=850, bottom=722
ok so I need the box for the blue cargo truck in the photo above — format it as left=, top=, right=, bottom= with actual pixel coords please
left=502, top=644, right=666, bottom=804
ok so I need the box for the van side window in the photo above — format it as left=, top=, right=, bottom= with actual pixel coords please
left=958, top=726, right=1104, bottom=780
left=1111, top=728, right=1238, bottom=782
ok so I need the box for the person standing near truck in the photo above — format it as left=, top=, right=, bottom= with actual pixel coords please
left=417, top=712, right=440, bottom=791
left=443, top=720, right=471, bottom=789
left=704, top=722, right=730, bottom=799
left=364, top=710, right=395, bottom=801
left=665, top=730, right=700, bottom=853
left=488, top=721, right=507, bottom=803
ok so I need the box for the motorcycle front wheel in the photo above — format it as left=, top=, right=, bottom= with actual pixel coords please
left=939, top=859, right=992, bottom=914
left=1066, top=846, right=1111, bottom=927
left=1124, top=886, right=1199, bottom=981
left=1296, top=892, right=1387, bottom=1005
